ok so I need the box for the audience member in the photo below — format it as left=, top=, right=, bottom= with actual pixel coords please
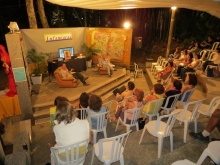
left=200, top=36, right=214, bottom=49
left=51, top=101, right=90, bottom=148
left=112, top=88, right=144, bottom=123
left=173, top=49, right=188, bottom=67
left=49, top=96, right=69, bottom=127
left=176, top=53, right=193, bottom=76
left=169, top=47, right=181, bottom=60
left=141, top=83, right=164, bottom=117
left=157, top=61, right=174, bottom=83
left=87, top=94, right=106, bottom=129
left=188, top=42, right=201, bottom=56
left=178, top=53, right=201, bottom=81
left=76, top=92, right=90, bottom=119
left=162, top=79, right=182, bottom=108
left=181, top=73, right=197, bottom=93
left=202, top=47, right=220, bottom=74
left=59, top=63, right=89, bottom=86
left=188, top=39, right=197, bottom=50
left=190, top=108, right=220, bottom=142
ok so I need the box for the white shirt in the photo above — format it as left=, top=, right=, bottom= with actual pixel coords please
left=53, top=118, right=90, bottom=147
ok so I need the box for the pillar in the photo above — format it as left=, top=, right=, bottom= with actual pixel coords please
left=5, top=33, right=33, bottom=120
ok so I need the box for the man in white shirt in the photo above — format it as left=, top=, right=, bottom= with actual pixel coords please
left=60, top=63, right=89, bottom=86
left=99, top=54, right=115, bottom=77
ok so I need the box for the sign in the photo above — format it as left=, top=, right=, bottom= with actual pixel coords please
left=13, top=67, right=27, bottom=82
left=44, top=33, right=73, bottom=42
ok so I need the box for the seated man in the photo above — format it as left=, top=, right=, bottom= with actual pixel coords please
left=190, top=109, right=220, bottom=143
left=99, top=54, right=115, bottom=77
left=60, top=63, right=89, bottom=86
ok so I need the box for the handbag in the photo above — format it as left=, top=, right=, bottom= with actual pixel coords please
left=213, top=66, right=220, bottom=78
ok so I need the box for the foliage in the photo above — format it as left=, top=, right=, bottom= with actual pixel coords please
left=27, top=49, right=50, bottom=76
left=81, top=43, right=102, bottom=61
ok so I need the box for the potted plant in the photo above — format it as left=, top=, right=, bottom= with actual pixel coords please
left=81, top=43, right=102, bottom=68
left=27, top=49, right=50, bottom=85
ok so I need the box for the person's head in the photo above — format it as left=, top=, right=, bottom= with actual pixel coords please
left=183, top=49, right=188, bottom=55
left=173, top=79, right=182, bottom=91
left=61, top=63, right=67, bottom=69
left=186, top=74, right=197, bottom=86
left=168, top=61, right=174, bottom=67
left=207, top=36, right=213, bottom=41
left=89, top=94, right=103, bottom=112
left=175, top=47, right=180, bottom=52
left=54, top=96, right=69, bottom=106
left=133, top=88, right=144, bottom=102
left=153, top=83, right=165, bottom=95
left=79, top=92, right=90, bottom=108
left=56, top=101, right=76, bottom=124
left=127, top=81, right=135, bottom=90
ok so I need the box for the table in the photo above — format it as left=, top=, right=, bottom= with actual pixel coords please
left=47, top=57, right=87, bottom=75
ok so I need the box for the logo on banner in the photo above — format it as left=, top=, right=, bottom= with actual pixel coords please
left=44, top=33, right=73, bottom=42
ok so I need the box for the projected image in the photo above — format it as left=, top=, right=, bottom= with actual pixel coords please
left=59, top=47, right=74, bottom=58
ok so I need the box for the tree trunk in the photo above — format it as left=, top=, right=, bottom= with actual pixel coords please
left=26, top=0, right=38, bottom=29
left=37, top=0, right=49, bottom=28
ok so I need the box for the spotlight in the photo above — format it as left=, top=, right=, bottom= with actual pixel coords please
left=123, top=22, right=130, bottom=29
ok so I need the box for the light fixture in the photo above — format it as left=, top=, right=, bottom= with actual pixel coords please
left=171, top=6, right=177, bottom=10
left=8, top=22, right=19, bottom=33
left=123, top=22, right=130, bottom=29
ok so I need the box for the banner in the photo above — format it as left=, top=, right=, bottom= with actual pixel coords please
left=44, top=33, right=73, bottom=42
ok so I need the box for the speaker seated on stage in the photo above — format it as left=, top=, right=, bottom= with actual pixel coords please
left=97, top=54, right=115, bottom=76
left=54, top=67, right=78, bottom=88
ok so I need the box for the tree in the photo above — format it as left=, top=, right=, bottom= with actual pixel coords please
left=37, top=0, right=49, bottom=28
left=26, top=0, right=38, bottom=28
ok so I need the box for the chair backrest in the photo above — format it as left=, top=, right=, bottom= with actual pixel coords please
left=102, top=100, right=114, bottom=113
left=200, top=50, right=207, bottom=61
left=211, top=42, right=220, bottom=50
left=179, top=99, right=204, bottom=122
left=207, top=97, right=220, bottom=115
left=51, top=138, right=89, bottom=165
left=97, top=131, right=131, bottom=164
left=87, top=111, right=109, bottom=131
left=124, top=107, right=143, bottom=125
left=154, top=111, right=180, bottom=137
left=162, top=93, right=182, bottom=109
left=75, top=108, right=87, bottom=120
left=156, top=56, right=163, bottom=65
left=178, top=88, right=195, bottom=104
left=207, top=52, right=217, bottom=60
left=158, top=58, right=165, bottom=66
left=145, top=98, right=165, bottom=116
left=161, top=60, right=168, bottom=69
left=134, top=63, right=140, bottom=71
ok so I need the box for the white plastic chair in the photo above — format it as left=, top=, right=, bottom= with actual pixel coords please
left=152, top=58, right=165, bottom=73
left=172, top=99, right=205, bottom=143
left=144, top=98, right=164, bottom=121
left=151, top=56, right=162, bottom=71
left=139, top=111, right=180, bottom=158
left=50, top=138, right=89, bottom=165
left=172, top=141, right=220, bottom=165
left=199, top=50, right=207, bottom=62
left=162, top=67, right=175, bottom=86
left=103, top=100, right=114, bottom=121
left=153, top=60, right=168, bottom=77
left=205, top=42, right=220, bottom=56
left=161, top=93, right=182, bottom=115
left=75, top=108, right=87, bottom=120
left=91, top=131, right=131, bottom=165
left=134, top=63, right=143, bottom=78
left=88, top=111, right=109, bottom=144
left=198, top=96, right=220, bottom=117
left=115, top=107, right=143, bottom=132
left=177, top=88, right=195, bottom=107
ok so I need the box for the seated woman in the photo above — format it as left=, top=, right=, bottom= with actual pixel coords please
left=169, top=47, right=181, bottom=60
left=179, top=53, right=201, bottom=81
left=173, top=49, right=188, bottom=68
left=157, top=61, right=174, bottom=83
left=181, top=73, right=197, bottom=93
left=98, top=54, right=115, bottom=77
left=200, top=36, right=214, bottom=49
left=176, top=52, right=193, bottom=76
left=87, top=94, right=106, bottom=129
left=75, top=92, right=90, bottom=119
left=51, top=101, right=90, bottom=147
left=114, top=81, right=135, bottom=103
left=111, top=88, right=144, bottom=123
left=141, top=83, right=164, bottom=117
left=188, top=42, right=201, bottom=55
left=50, top=96, right=69, bottom=127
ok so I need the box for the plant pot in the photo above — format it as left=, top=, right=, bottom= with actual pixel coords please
left=86, top=60, right=92, bottom=68
left=31, top=74, right=42, bottom=85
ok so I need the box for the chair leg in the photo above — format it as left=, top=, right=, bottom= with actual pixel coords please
left=115, top=119, right=120, bottom=132
left=194, top=119, right=198, bottom=133
left=126, top=126, right=130, bottom=132
left=103, top=128, right=107, bottom=138
left=91, top=147, right=95, bottom=165
left=119, top=156, right=124, bottom=165
left=158, top=137, right=163, bottom=158
left=136, top=122, right=139, bottom=131
left=196, top=148, right=208, bottom=165
left=149, top=116, right=152, bottom=121
left=93, top=132, right=97, bottom=144
left=139, top=125, right=147, bottom=144
left=170, top=132, right=173, bottom=152
left=184, top=121, right=189, bottom=143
